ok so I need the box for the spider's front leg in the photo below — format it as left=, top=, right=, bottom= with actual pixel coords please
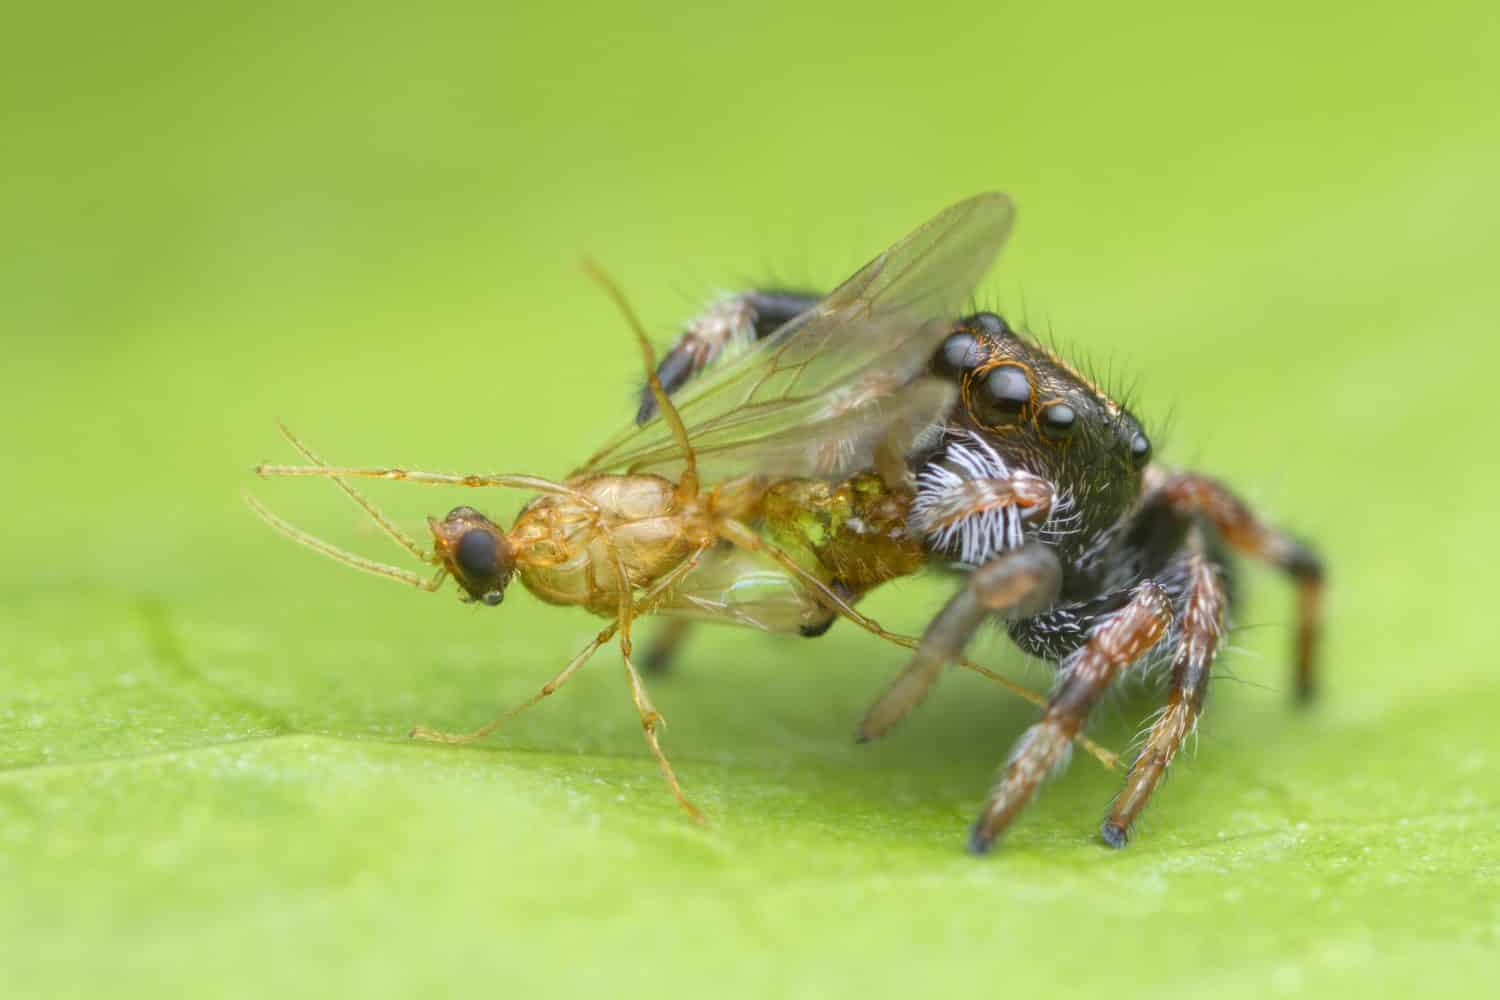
left=971, top=580, right=1173, bottom=854
left=1150, top=471, right=1324, bottom=700
left=856, top=542, right=1062, bottom=742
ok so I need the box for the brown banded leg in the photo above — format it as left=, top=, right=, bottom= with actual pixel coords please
left=857, top=543, right=1062, bottom=742
left=1101, top=551, right=1226, bottom=848
left=971, top=580, right=1173, bottom=854
left=1160, top=472, right=1324, bottom=701
left=636, top=289, right=821, bottom=423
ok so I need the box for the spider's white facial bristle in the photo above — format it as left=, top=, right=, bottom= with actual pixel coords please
left=911, top=431, right=1055, bottom=566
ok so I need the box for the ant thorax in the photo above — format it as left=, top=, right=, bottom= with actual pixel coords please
left=507, top=474, right=702, bottom=614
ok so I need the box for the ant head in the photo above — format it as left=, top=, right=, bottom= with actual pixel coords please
left=429, top=507, right=516, bottom=607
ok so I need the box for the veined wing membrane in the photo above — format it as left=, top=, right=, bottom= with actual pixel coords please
left=575, top=192, right=1014, bottom=482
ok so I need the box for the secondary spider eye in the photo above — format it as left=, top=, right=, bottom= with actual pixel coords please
left=455, top=529, right=498, bottom=580
left=933, top=331, right=983, bottom=378
left=1130, top=431, right=1152, bottom=465
left=971, top=312, right=1010, bottom=336
left=1041, top=402, right=1076, bottom=438
left=975, top=364, right=1032, bottom=425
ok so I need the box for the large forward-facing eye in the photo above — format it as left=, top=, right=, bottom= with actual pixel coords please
left=932, top=331, right=984, bottom=378
left=975, top=363, right=1032, bottom=426
left=970, top=312, right=1010, bottom=336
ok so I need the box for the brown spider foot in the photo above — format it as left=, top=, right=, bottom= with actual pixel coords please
left=1099, top=821, right=1129, bottom=849
left=967, top=821, right=999, bottom=856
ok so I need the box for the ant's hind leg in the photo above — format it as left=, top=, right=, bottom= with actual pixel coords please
left=620, top=641, right=706, bottom=823
left=857, top=542, right=1062, bottom=743
left=1101, top=552, right=1226, bottom=848
left=410, top=624, right=618, bottom=745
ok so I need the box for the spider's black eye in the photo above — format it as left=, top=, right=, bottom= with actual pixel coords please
left=932, top=331, right=984, bottom=378
left=455, top=529, right=498, bottom=581
left=975, top=363, right=1032, bottom=425
left=971, top=312, right=1010, bottom=336
left=1130, top=432, right=1152, bottom=465
left=1041, top=402, right=1076, bottom=439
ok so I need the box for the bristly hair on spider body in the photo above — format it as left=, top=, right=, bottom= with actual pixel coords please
left=645, top=285, right=1324, bottom=854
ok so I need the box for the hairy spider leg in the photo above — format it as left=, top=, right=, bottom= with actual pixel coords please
left=970, top=580, right=1173, bottom=854
left=1157, top=472, right=1324, bottom=701
left=637, top=288, right=822, bottom=424
left=714, top=519, right=1119, bottom=770
left=640, top=617, right=693, bottom=674
left=244, top=492, right=447, bottom=593
left=1101, top=547, right=1226, bottom=848
left=583, top=258, right=700, bottom=501
left=856, top=542, right=1062, bottom=743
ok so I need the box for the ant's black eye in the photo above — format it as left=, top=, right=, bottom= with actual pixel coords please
left=971, top=312, right=1010, bottom=336
left=932, top=331, right=984, bottom=378
left=975, top=364, right=1032, bottom=425
left=1130, top=432, right=1152, bottom=465
left=455, top=530, right=498, bottom=580
left=1041, top=402, right=1076, bottom=439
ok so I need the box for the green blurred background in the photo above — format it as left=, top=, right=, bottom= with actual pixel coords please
left=4, top=2, right=1497, bottom=997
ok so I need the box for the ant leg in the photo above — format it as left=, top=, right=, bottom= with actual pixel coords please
left=635, top=289, right=822, bottom=423
left=1101, top=552, right=1226, bottom=848
left=608, top=541, right=709, bottom=822
left=274, top=423, right=430, bottom=561
left=857, top=543, right=1061, bottom=742
left=972, top=580, right=1173, bottom=854
left=255, top=463, right=588, bottom=503
left=411, top=539, right=712, bottom=746
left=582, top=260, right=701, bottom=500
left=244, top=492, right=446, bottom=592
left=1156, top=472, right=1324, bottom=701
left=620, top=641, right=705, bottom=823
left=716, top=519, right=1119, bottom=770
left=410, top=623, right=618, bottom=744
left=641, top=619, right=693, bottom=674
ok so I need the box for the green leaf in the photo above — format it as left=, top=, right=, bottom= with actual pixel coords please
left=4, top=2, right=1497, bottom=997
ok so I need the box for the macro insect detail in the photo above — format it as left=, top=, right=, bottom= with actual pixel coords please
left=250, top=192, right=1323, bottom=854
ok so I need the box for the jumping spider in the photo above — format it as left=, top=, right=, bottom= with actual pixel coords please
left=642, top=291, right=1324, bottom=852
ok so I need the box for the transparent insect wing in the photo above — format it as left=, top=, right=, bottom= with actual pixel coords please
left=575, top=192, right=1015, bottom=483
